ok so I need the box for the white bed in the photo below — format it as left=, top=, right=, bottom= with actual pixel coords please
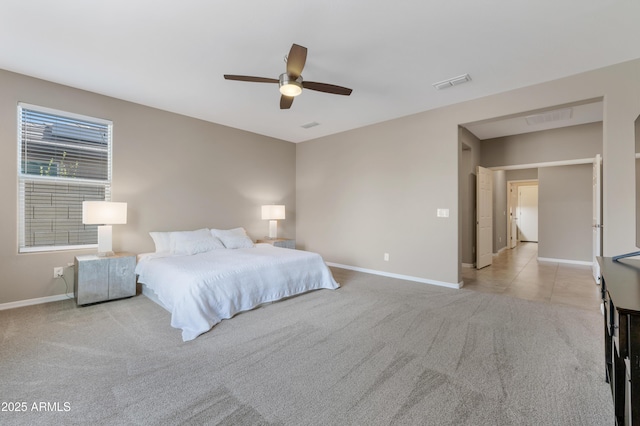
left=136, top=242, right=339, bottom=341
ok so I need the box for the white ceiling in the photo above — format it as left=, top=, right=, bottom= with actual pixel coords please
left=0, top=1, right=638, bottom=143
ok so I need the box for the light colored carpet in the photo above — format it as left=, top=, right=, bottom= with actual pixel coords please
left=0, top=267, right=613, bottom=425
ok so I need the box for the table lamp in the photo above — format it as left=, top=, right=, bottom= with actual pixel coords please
left=261, top=205, right=285, bottom=239
left=82, top=201, right=127, bottom=256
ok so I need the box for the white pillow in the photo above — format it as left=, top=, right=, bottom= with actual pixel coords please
left=149, top=231, right=172, bottom=253
left=211, top=227, right=247, bottom=238
left=150, top=228, right=211, bottom=253
left=218, top=234, right=254, bottom=249
left=169, top=229, right=224, bottom=256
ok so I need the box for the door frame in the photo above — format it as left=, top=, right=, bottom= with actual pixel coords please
left=592, top=154, right=602, bottom=283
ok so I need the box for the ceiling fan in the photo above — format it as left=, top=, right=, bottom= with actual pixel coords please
left=224, top=43, right=353, bottom=110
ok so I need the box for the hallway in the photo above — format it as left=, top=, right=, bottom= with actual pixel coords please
left=462, top=242, right=601, bottom=311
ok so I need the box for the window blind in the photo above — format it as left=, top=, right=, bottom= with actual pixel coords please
left=18, top=104, right=113, bottom=252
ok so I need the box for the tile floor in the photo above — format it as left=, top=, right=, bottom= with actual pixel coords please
left=461, top=242, right=602, bottom=311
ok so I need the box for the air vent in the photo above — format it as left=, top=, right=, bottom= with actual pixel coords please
left=432, top=74, right=471, bottom=90
left=525, top=108, right=573, bottom=126
left=301, top=121, right=320, bottom=129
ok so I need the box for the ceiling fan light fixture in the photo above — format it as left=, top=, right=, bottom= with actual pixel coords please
left=279, top=73, right=303, bottom=97
left=224, top=44, right=352, bottom=109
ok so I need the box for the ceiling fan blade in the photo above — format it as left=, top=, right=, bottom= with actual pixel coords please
left=224, top=75, right=279, bottom=84
left=280, top=95, right=294, bottom=110
left=303, top=81, right=352, bottom=96
left=286, top=44, right=307, bottom=78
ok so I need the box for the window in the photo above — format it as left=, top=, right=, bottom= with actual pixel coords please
left=18, top=104, right=113, bottom=253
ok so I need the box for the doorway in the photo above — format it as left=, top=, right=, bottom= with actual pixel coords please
left=507, top=180, right=539, bottom=246
left=457, top=99, right=603, bottom=282
left=518, top=185, right=538, bottom=242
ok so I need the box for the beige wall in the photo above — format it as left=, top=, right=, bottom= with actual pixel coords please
left=296, top=110, right=460, bottom=285
left=492, top=170, right=507, bottom=253
left=538, top=164, right=593, bottom=262
left=480, top=121, right=603, bottom=168
left=297, top=59, right=640, bottom=286
left=505, top=169, right=538, bottom=181
left=0, top=69, right=295, bottom=305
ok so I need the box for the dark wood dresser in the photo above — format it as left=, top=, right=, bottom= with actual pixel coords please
left=598, top=256, right=640, bottom=425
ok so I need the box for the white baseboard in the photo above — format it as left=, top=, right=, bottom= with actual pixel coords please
left=537, top=257, right=593, bottom=266
left=461, top=263, right=475, bottom=268
left=0, top=293, right=75, bottom=311
left=326, top=262, right=462, bottom=289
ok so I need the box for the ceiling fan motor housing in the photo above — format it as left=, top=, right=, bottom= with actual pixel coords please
left=279, top=73, right=303, bottom=97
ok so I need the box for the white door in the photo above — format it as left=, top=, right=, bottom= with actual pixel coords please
left=592, top=154, right=602, bottom=283
left=510, top=208, right=518, bottom=248
left=509, top=183, right=519, bottom=249
left=518, top=185, right=538, bottom=242
left=476, top=166, right=493, bottom=269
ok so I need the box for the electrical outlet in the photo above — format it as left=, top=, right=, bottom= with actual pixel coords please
left=384, top=253, right=390, bottom=261
left=53, top=267, right=64, bottom=278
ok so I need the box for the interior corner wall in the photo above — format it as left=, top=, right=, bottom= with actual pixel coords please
left=538, top=164, right=593, bottom=262
left=0, top=69, right=295, bottom=305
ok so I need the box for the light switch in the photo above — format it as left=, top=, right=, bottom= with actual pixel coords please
left=437, top=208, right=449, bottom=218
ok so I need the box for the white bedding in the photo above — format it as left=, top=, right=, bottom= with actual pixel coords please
left=135, top=244, right=339, bottom=341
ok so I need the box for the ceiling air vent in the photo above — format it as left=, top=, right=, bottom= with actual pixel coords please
left=432, top=74, right=471, bottom=90
left=301, top=121, right=320, bottom=129
left=525, top=108, right=573, bottom=126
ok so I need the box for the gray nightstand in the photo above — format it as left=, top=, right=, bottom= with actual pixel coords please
left=74, top=252, right=136, bottom=305
left=256, top=238, right=295, bottom=249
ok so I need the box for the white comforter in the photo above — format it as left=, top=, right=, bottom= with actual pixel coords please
left=135, top=244, right=339, bottom=341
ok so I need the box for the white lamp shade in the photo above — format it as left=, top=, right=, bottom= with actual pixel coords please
left=261, top=205, right=285, bottom=220
left=83, top=201, right=127, bottom=225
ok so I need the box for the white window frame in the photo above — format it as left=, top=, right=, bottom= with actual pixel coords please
left=17, top=103, right=113, bottom=253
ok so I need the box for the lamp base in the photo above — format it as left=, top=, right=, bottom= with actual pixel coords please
left=268, top=220, right=278, bottom=239
left=97, top=225, right=113, bottom=256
